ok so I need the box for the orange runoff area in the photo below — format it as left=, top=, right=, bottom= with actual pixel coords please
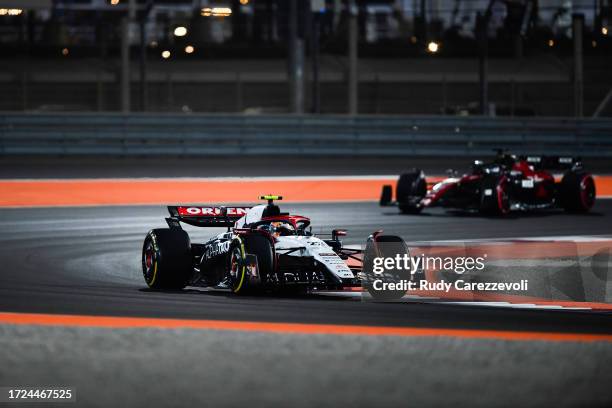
left=0, top=312, right=611, bottom=342
left=0, top=176, right=611, bottom=207
left=0, top=178, right=395, bottom=207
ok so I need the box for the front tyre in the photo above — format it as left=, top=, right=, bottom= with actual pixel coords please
left=228, top=235, right=274, bottom=294
left=142, top=229, right=192, bottom=290
left=228, top=240, right=248, bottom=294
left=480, top=175, right=510, bottom=216
left=362, top=235, right=411, bottom=301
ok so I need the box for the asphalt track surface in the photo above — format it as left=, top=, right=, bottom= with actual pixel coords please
left=1, top=200, right=612, bottom=406
left=0, top=201, right=611, bottom=329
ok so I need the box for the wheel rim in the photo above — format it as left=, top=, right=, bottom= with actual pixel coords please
left=142, top=242, right=157, bottom=284
left=229, top=245, right=246, bottom=292
left=496, top=177, right=510, bottom=214
left=580, top=176, right=596, bottom=209
left=230, top=247, right=241, bottom=278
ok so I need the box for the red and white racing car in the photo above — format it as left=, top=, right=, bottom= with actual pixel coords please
left=380, top=153, right=596, bottom=215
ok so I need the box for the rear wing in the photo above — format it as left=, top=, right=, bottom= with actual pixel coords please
left=521, top=155, right=582, bottom=170
left=167, top=206, right=250, bottom=228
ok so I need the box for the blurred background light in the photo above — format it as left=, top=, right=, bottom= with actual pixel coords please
left=0, top=0, right=610, bottom=117
left=0, top=8, right=23, bottom=16
left=173, top=26, right=187, bottom=37
left=201, top=7, right=232, bottom=17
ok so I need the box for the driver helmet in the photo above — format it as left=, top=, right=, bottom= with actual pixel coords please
left=270, top=221, right=295, bottom=237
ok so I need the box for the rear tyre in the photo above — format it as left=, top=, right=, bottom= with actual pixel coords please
left=559, top=171, right=596, bottom=212
left=142, top=229, right=191, bottom=290
left=396, top=169, right=426, bottom=214
left=228, top=235, right=274, bottom=294
left=480, top=175, right=510, bottom=216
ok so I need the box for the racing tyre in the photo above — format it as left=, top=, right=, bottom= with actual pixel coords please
left=396, top=169, right=426, bottom=214
left=559, top=171, right=596, bottom=212
left=363, top=235, right=411, bottom=301
left=142, top=229, right=192, bottom=290
left=380, top=185, right=392, bottom=206
left=480, top=175, right=510, bottom=216
left=228, top=235, right=274, bottom=294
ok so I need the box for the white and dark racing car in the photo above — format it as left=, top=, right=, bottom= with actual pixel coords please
left=142, top=196, right=403, bottom=294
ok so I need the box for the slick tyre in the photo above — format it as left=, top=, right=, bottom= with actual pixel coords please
left=228, top=235, right=274, bottom=294
left=559, top=171, right=596, bottom=212
left=380, top=185, right=392, bottom=206
left=142, top=229, right=192, bottom=290
left=479, top=175, right=510, bottom=216
left=396, top=169, right=426, bottom=214
left=363, top=235, right=411, bottom=301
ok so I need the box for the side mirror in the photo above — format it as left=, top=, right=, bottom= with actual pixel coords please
left=332, top=229, right=347, bottom=241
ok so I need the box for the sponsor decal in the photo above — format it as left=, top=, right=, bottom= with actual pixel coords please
left=274, top=270, right=326, bottom=283
left=317, top=254, right=353, bottom=276
left=521, top=179, right=534, bottom=188
left=203, top=240, right=232, bottom=261
left=178, top=207, right=249, bottom=217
